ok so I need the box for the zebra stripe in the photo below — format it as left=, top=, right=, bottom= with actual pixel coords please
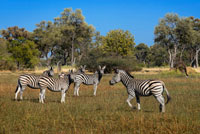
left=15, top=68, right=54, bottom=100
left=38, top=73, right=72, bottom=103
left=110, top=69, right=171, bottom=112
left=73, top=65, right=106, bottom=96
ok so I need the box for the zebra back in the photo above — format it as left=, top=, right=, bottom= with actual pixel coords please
left=39, top=73, right=72, bottom=92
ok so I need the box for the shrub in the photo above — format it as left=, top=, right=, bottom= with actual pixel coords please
left=79, top=51, right=142, bottom=73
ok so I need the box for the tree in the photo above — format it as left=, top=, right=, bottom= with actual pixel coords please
left=154, top=13, right=180, bottom=68
left=1, top=27, right=40, bottom=69
left=102, top=29, right=135, bottom=56
left=8, top=38, right=40, bottom=69
left=187, top=17, right=200, bottom=67
left=54, top=8, right=95, bottom=65
left=148, top=44, right=168, bottom=66
left=135, top=43, right=150, bottom=64
left=0, top=38, right=16, bottom=70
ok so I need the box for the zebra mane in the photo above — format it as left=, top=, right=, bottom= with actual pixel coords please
left=124, top=70, right=134, bottom=79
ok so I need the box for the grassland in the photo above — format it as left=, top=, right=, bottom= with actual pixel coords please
left=0, top=70, right=200, bottom=134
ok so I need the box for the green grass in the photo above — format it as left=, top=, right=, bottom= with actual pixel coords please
left=0, top=72, right=200, bottom=134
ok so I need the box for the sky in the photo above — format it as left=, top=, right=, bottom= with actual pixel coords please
left=1, top=0, right=200, bottom=46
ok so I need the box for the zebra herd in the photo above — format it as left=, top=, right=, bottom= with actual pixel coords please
left=14, top=65, right=171, bottom=112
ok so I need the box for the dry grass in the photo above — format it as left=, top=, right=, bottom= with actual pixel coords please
left=0, top=71, right=200, bottom=134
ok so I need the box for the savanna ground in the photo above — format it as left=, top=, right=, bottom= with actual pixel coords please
left=0, top=67, right=200, bottom=134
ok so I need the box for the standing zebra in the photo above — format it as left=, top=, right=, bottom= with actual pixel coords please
left=15, top=67, right=54, bottom=100
left=38, top=72, right=72, bottom=103
left=73, top=65, right=106, bottom=96
left=109, top=69, right=171, bottom=112
left=43, top=66, right=54, bottom=77
left=70, top=65, right=86, bottom=81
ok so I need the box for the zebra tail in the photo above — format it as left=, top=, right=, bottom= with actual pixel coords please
left=162, top=82, right=171, bottom=104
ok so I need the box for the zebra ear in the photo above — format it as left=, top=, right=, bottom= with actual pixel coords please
left=81, top=65, right=83, bottom=68
left=84, top=65, right=86, bottom=69
left=50, top=66, right=53, bottom=70
left=98, top=65, right=101, bottom=70
left=102, top=66, right=106, bottom=70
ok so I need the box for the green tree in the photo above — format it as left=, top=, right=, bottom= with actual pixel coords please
left=135, top=43, right=150, bottom=64
left=8, top=38, right=40, bottom=69
left=0, top=38, right=16, bottom=70
left=1, top=27, right=40, bottom=69
left=148, top=44, right=168, bottom=66
left=187, top=17, right=200, bottom=67
left=154, top=13, right=180, bottom=68
left=54, top=8, right=95, bottom=65
left=102, top=29, right=135, bottom=56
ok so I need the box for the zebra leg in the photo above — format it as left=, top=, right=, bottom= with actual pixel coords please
left=74, top=83, right=81, bottom=96
left=19, top=86, right=25, bottom=100
left=93, top=84, right=97, bottom=96
left=61, top=89, right=66, bottom=103
left=76, top=86, right=80, bottom=96
left=155, top=95, right=165, bottom=112
left=74, top=83, right=79, bottom=96
left=126, top=93, right=135, bottom=109
left=43, top=89, right=46, bottom=100
left=136, top=95, right=141, bottom=110
left=39, top=89, right=45, bottom=103
left=15, top=85, right=21, bottom=100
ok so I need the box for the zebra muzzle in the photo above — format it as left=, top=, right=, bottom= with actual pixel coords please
left=109, top=80, right=114, bottom=85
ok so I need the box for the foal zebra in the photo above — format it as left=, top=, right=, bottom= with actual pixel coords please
left=109, top=69, right=171, bottom=112
left=15, top=67, right=54, bottom=100
left=72, top=65, right=106, bottom=96
left=38, top=72, right=72, bottom=103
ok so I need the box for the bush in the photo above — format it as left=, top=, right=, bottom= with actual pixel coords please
left=79, top=51, right=142, bottom=73
left=0, top=59, right=17, bottom=71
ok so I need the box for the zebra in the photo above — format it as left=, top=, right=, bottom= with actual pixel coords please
left=72, top=65, right=106, bottom=96
left=42, top=66, right=54, bottom=77
left=109, top=69, right=171, bottom=112
left=15, top=67, right=54, bottom=100
left=70, top=65, right=86, bottom=81
left=38, top=71, right=72, bottom=103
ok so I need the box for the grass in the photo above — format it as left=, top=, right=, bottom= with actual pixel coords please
left=0, top=71, right=200, bottom=134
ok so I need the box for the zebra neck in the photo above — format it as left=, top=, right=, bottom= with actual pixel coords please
left=97, top=72, right=103, bottom=81
left=121, top=75, right=131, bottom=87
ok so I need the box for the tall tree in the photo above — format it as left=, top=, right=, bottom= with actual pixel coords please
left=54, top=8, right=94, bottom=65
left=33, top=21, right=60, bottom=65
left=154, top=13, right=180, bottom=68
left=188, top=17, right=200, bottom=67
left=102, top=29, right=135, bottom=56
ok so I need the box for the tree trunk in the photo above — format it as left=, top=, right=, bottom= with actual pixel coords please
left=63, top=52, right=68, bottom=65
left=195, top=49, right=200, bottom=68
left=71, top=33, right=75, bottom=66
left=168, top=49, right=173, bottom=68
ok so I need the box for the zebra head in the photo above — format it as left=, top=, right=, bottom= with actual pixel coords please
left=109, top=69, right=121, bottom=85
left=59, top=71, right=73, bottom=84
left=49, top=66, right=54, bottom=77
left=80, top=65, right=86, bottom=73
left=42, top=66, right=54, bottom=77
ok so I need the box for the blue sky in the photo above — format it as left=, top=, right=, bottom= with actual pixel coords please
left=1, top=0, right=200, bottom=46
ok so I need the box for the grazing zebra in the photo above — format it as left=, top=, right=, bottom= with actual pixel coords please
left=73, top=65, right=106, bottom=96
left=15, top=67, right=54, bottom=100
left=109, top=69, right=171, bottom=112
left=38, top=72, right=72, bottom=103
